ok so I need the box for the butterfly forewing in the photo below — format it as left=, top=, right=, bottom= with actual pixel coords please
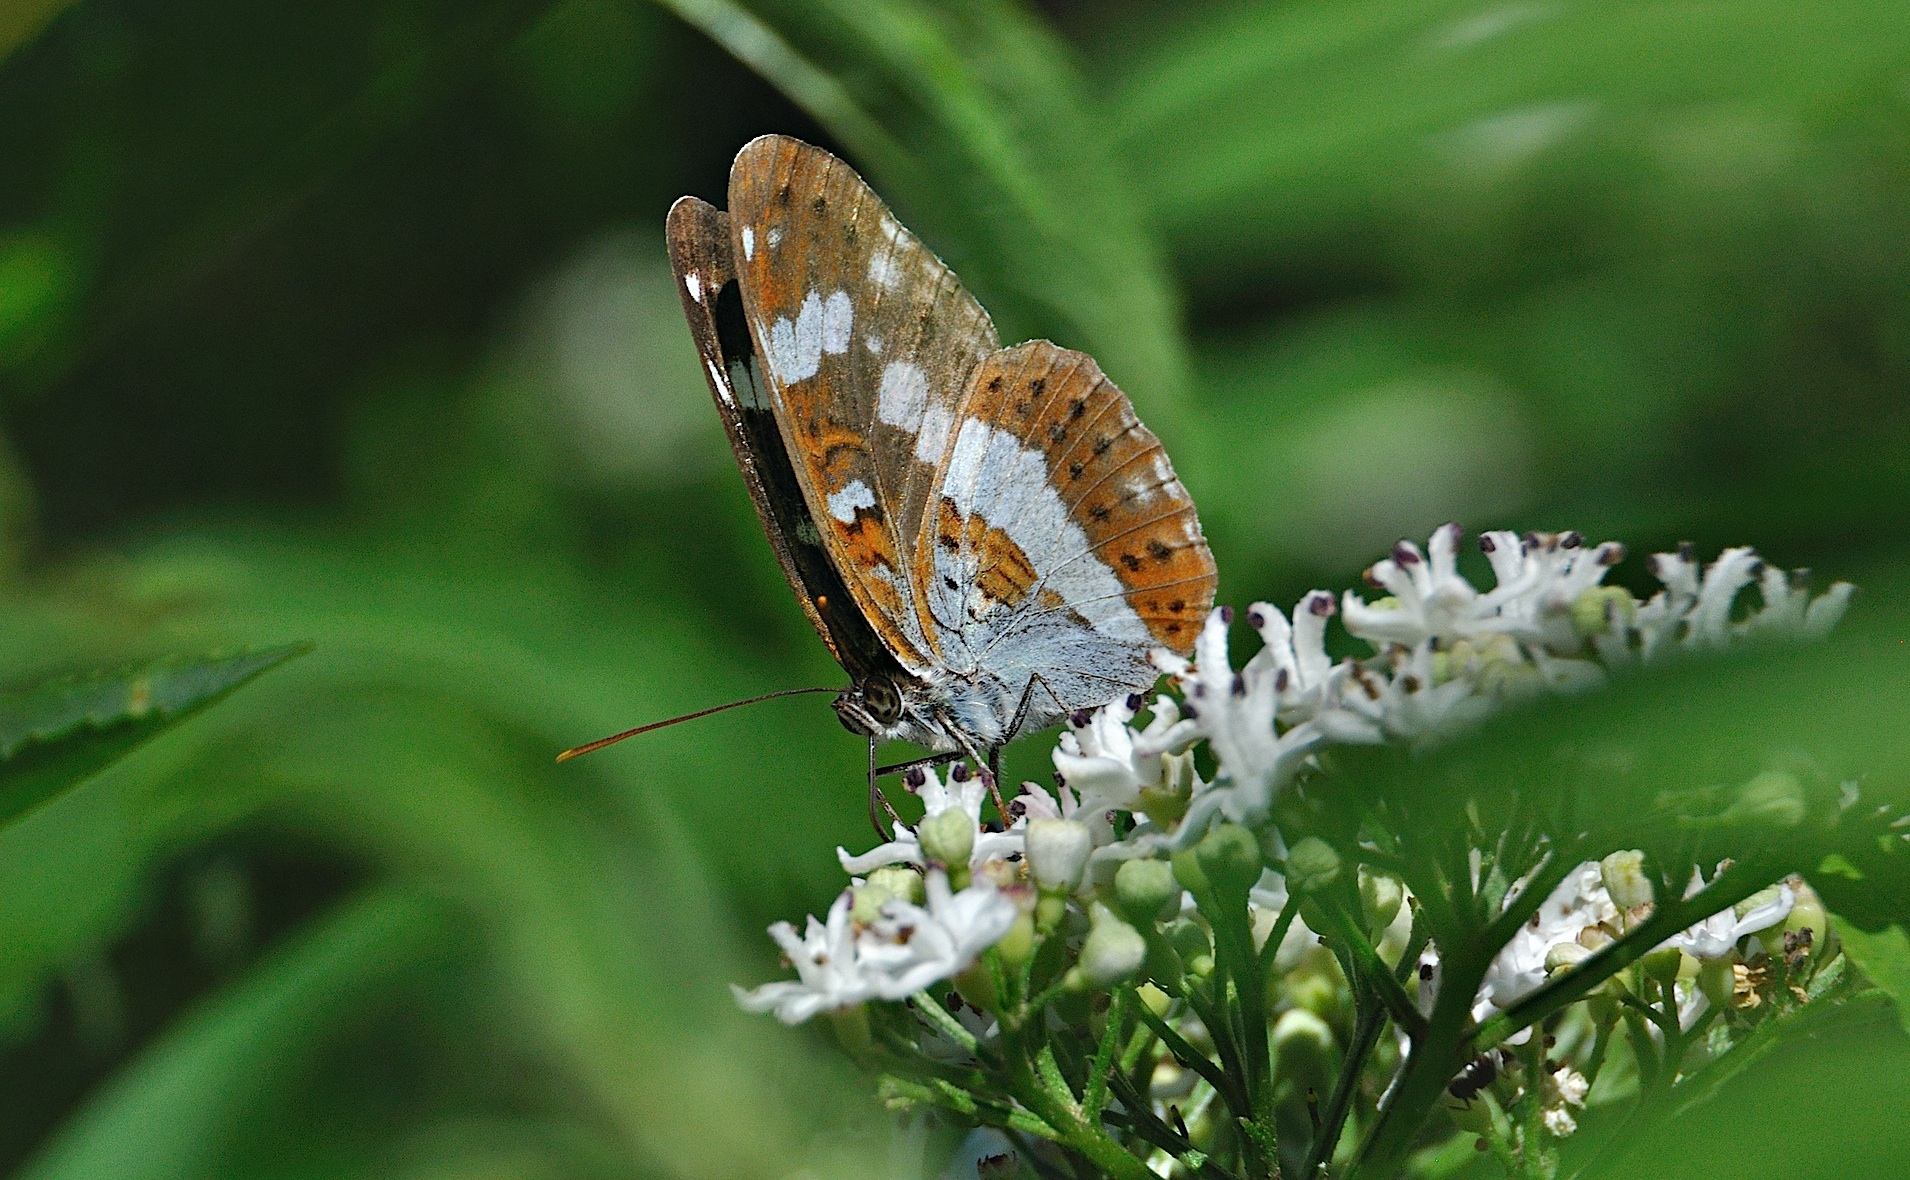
left=665, top=194, right=909, bottom=685
left=914, top=340, right=1216, bottom=728
left=726, top=135, right=1001, bottom=674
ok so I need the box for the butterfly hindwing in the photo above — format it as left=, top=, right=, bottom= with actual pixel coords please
left=914, top=340, right=1217, bottom=729
left=726, top=134, right=1001, bottom=674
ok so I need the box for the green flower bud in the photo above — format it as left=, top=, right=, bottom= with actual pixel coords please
left=1762, top=879, right=1829, bottom=960
left=996, top=911, right=1037, bottom=968
left=1698, top=957, right=1734, bottom=1010
left=917, top=809, right=975, bottom=869
left=1599, top=850, right=1654, bottom=910
left=1286, top=837, right=1342, bottom=894
left=867, top=865, right=924, bottom=906
left=1545, top=942, right=1592, bottom=974
left=1072, top=904, right=1147, bottom=990
left=1170, top=845, right=1210, bottom=895
left=1115, top=857, right=1182, bottom=926
left=1359, top=867, right=1404, bottom=933
left=1196, top=823, right=1264, bottom=898
left=1642, top=946, right=1682, bottom=988
left=1025, top=818, right=1092, bottom=894
left=850, top=882, right=894, bottom=924
left=1272, top=1008, right=1336, bottom=1092
left=1166, top=917, right=1209, bottom=962
left=1572, top=585, right=1636, bottom=638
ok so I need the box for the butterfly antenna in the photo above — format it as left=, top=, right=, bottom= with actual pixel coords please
left=556, top=686, right=840, bottom=762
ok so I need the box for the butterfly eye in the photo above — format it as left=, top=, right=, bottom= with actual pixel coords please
left=862, top=676, right=902, bottom=724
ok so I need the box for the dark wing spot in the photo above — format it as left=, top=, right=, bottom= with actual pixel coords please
left=1093, top=436, right=1112, bottom=456
left=1068, top=461, right=1085, bottom=480
left=1165, top=622, right=1182, bottom=635
left=1048, top=423, right=1067, bottom=445
left=943, top=576, right=959, bottom=590
left=776, top=184, right=792, bottom=206
left=1030, top=377, right=1047, bottom=395
left=1168, top=599, right=1185, bottom=612
left=1015, top=401, right=1032, bottom=417
left=987, top=376, right=1003, bottom=393
left=1089, top=504, right=1111, bottom=522
left=939, top=533, right=959, bottom=552
left=812, top=195, right=827, bottom=214
left=1119, top=553, right=1142, bottom=571
left=1069, top=399, right=1087, bottom=420
left=1147, top=539, right=1173, bottom=562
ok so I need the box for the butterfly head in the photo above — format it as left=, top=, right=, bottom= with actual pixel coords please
left=832, top=671, right=963, bottom=750
left=831, top=673, right=906, bottom=738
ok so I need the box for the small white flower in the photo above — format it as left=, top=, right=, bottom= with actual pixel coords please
left=1313, top=642, right=1499, bottom=747
left=733, top=869, right=1019, bottom=1024
left=1340, top=524, right=1486, bottom=649
left=1660, top=864, right=1795, bottom=960
left=839, top=765, right=1023, bottom=875
left=1241, top=592, right=1340, bottom=724
left=1553, top=1065, right=1589, bottom=1108
left=1476, top=862, right=1619, bottom=1022
left=1339, top=526, right=1626, bottom=657
left=1542, top=1106, right=1579, bottom=1137
left=1154, top=608, right=1328, bottom=834
left=1052, top=693, right=1197, bottom=821
left=1634, top=545, right=1855, bottom=657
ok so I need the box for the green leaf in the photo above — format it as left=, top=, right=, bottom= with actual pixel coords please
left=0, top=643, right=311, bottom=828
left=653, top=0, right=1190, bottom=423
left=16, top=887, right=457, bottom=1180
left=1108, top=0, right=1910, bottom=281
left=1839, top=923, right=1910, bottom=1036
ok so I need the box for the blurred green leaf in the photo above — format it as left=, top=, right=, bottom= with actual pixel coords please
left=1838, top=923, right=1910, bottom=1036
left=16, top=887, right=459, bottom=1180
left=1109, top=0, right=1910, bottom=280
left=0, top=0, right=77, bottom=66
left=0, top=643, right=309, bottom=829
left=656, top=0, right=1191, bottom=420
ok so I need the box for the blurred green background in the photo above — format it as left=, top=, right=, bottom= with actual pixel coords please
left=1, top=0, right=1908, bottom=1176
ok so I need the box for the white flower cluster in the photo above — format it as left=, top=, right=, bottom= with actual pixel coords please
left=732, top=867, right=1019, bottom=1024
left=1110, top=526, right=1855, bottom=837
left=735, top=765, right=1036, bottom=1024
left=1414, top=853, right=1797, bottom=1044
left=735, top=526, right=1850, bottom=1026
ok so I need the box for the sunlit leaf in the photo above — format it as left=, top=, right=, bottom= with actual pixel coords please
left=0, top=643, right=310, bottom=829
left=1838, top=924, right=1910, bottom=1036
left=654, top=0, right=1191, bottom=423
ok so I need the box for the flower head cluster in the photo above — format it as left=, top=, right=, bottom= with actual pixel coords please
left=732, top=867, right=1019, bottom=1024
left=1103, top=527, right=1855, bottom=838
left=736, top=525, right=1850, bottom=1037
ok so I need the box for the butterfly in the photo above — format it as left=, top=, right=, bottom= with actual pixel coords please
left=664, top=135, right=1215, bottom=809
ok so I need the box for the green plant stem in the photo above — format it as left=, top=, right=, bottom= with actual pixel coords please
left=1304, top=995, right=1387, bottom=1177
left=1131, top=991, right=1248, bottom=1117
left=1083, top=988, right=1130, bottom=1117
left=1208, top=884, right=1277, bottom=1175
left=1352, top=930, right=1492, bottom=1178
left=1001, top=1020, right=1154, bottom=1180
left=1312, top=897, right=1428, bottom=1039
left=1103, top=1073, right=1245, bottom=1180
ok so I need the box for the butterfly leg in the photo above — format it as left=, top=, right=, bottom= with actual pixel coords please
left=866, top=739, right=906, bottom=841
left=875, top=751, right=961, bottom=779
left=1005, top=673, right=1068, bottom=744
